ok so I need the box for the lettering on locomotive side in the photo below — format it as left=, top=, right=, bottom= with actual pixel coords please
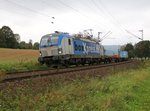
left=83, top=42, right=87, bottom=54
left=74, top=41, right=100, bottom=54
left=74, top=42, right=84, bottom=51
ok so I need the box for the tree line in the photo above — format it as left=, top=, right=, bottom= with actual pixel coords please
left=121, top=40, right=150, bottom=59
left=0, top=26, right=39, bottom=49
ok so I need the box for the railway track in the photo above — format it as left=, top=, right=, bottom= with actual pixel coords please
left=1, top=60, right=137, bottom=83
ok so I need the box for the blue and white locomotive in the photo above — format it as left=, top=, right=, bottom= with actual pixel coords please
left=38, top=31, right=104, bottom=66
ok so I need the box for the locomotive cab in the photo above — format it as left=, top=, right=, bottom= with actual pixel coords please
left=39, top=34, right=59, bottom=57
left=38, top=32, right=73, bottom=65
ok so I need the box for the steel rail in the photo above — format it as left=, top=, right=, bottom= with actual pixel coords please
left=1, top=60, right=135, bottom=83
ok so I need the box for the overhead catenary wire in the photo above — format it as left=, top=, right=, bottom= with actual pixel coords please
left=91, top=0, right=145, bottom=42
left=2, top=0, right=92, bottom=33
left=5, top=0, right=52, bottom=18
left=3, top=0, right=142, bottom=42
left=95, top=0, right=144, bottom=40
left=39, top=0, right=78, bottom=27
left=55, top=0, right=110, bottom=30
left=91, top=0, right=127, bottom=33
left=0, top=7, right=27, bottom=17
left=3, top=0, right=70, bottom=30
left=40, top=0, right=110, bottom=35
left=80, top=0, right=112, bottom=30
left=3, top=0, right=58, bottom=26
left=4, top=0, right=110, bottom=34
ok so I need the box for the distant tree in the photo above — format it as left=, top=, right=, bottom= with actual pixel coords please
left=124, top=43, right=134, bottom=51
left=14, top=34, right=21, bottom=43
left=33, top=42, right=39, bottom=50
left=19, top=41, right=26, bottom=49
left=19, top=40, right=38, bottom=49
left=28, top=39, right=33, bottom=49
left=0, top=26, right=18, bottom=48
left=0, top=28, right=7, bottom=48
left=121, top=43, right=135, bottom=58
left=120, top=45, right=125, bottom=51
left=135, top=40, right=150, bottom=59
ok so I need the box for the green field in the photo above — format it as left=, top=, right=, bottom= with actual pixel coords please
left=0, top=61, right=150, bottom=111
left=0, top=48, right=48, bottom=73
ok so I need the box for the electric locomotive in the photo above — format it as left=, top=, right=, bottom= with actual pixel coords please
left=38, top=31, right=104, bottom=67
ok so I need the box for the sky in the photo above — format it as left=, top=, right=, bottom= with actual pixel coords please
left=0, top=0, right=150, bottom=45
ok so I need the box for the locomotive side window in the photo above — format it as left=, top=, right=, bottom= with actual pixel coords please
left=68, top=39, right=71, bottom=45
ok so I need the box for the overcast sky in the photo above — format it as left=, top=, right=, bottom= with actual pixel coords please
left=0, top=0, right=150, bottom=45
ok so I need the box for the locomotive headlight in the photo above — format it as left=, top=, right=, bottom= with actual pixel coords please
left=58, top=50, right=62, bottom=54
left=58, top=48, right=62, bottom=54
left=39, top=51, right=42, bottom=56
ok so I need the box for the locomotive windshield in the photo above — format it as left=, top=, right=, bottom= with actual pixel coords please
left=40, top=34, right=58, bottom=47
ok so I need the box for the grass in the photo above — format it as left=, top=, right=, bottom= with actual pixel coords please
left=0, top=48, right=48, bottom=73
left=0, top=70, right=5, bottom=81
left=0, top=60, right=150, bottom=111
left=0, top=59, right=48, bottom=73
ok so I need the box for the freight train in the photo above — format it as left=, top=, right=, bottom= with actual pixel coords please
left=38, top=31, right=128, bottom=67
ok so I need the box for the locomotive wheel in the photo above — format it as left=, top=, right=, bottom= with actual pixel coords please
left=46, top=62, right=51, bottom=67
left=81, top=63, right=85, bottom=66
left=64, top=60, right=70, bottom=68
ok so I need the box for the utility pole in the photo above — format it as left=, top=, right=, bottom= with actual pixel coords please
left=139, top=29, right=143, bottom=40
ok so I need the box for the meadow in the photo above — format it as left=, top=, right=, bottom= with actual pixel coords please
left=0, top=48, right=48, bottom=73
left=0, top=60, right=150, bottom=111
